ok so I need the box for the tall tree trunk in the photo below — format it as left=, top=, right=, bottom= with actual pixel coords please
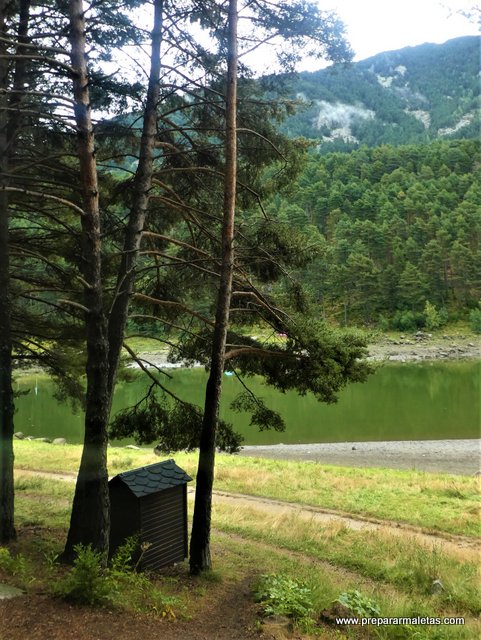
left=0, top=0, right=15, bottom=544
left=62, top=0, right=110, bottom=562
left=107, top=0, right=164, bottom=400
left=0, top=0, right=31, bottom=544
left=189, top=0, right=238, bottom=575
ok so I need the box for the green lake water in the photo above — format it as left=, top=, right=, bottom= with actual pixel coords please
left=14, top=361, right=480, bottom=445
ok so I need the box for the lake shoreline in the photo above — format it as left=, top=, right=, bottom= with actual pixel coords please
left=237, top=438, right=481, bottom=476
left=14, top=332, right=480, bottom=375
left=366, top=333, right=480, bottom=362
left=132, top=333, right=480, bottom=369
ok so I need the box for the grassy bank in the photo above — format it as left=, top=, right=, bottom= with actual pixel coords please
left=14, top=441, right=481, bottom=537
left=4, top=467, right=481, bottom=639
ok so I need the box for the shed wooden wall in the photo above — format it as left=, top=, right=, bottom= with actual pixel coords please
left=109, top=480, right=140, bottom=557
left=140, top=485, right=188, bottom=570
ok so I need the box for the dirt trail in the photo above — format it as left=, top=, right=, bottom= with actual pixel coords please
left=16, top=468, right=479, bottom=559
left=199, top=489, right=480, bottom=560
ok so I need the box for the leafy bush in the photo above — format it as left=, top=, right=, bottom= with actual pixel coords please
left=59, top=538, right=180, bottom=616
left=54, top=544, right=112, bottom=606
left=469, top=304, right=481, bottom=334
left=0, top=547, right=33, bottom=587
left=377, top=314, right=390, bottom=331
left=0, top=547, right=13, bottom=572
left=110, top=535, right=140, bottom=574
left=423, top=301, right=448, bottom=330
left=114, top=570, right=179, bottom=617
left=254, top=573, right=314, bottom=621
left=336, top=590, right=381, bottom=617
left=391, top=310, right=425, bottom=331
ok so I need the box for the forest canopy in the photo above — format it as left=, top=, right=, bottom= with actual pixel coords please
left=266, top=139, right=481, bottom=328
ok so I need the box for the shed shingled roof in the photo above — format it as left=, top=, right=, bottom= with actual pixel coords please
left=114, top=459, right=192, bottom=498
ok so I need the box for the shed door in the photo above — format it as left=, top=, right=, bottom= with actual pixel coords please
left=140, top=486, right=187, bottom=570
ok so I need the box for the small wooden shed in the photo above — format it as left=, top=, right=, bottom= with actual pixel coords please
left=109, top=459, right=192, bottom=570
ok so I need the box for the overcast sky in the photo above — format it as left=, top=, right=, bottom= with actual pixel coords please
left=313, top=0, right=479, bottom=65
left=115, top=1, right=479, bottom=80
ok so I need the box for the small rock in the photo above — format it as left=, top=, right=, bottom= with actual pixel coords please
left=468, top=342, right=475, bottom=347
left=125, top=444, right=140, bottom=450
left=431, top=579, right=444, bottom=594
left=34, top=437, right=52, bottom=443
left=473, top=471, right=481, bottom=478
left=13, top=432, right=25, bottom=440
left=52, top=438, right=67, bottom=445
left=0, top=584, right=23, bottom=600
left=352, top=446, right=357, bottom=450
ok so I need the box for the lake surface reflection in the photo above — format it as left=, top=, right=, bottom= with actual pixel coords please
left=14, top=360, right=480, bottom=445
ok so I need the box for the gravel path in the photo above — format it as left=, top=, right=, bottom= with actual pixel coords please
left=238, top=438, right=481, bottom=475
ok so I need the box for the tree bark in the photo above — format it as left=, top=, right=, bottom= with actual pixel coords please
left=107, top=0, right=164, bottom=401
left=0, top=1, right=15, bottom=543
left=0, top=0, right=31, bottom=544
left=189, top=0, right=238, bottom=575
left=62, top=0, right=110, bottom=562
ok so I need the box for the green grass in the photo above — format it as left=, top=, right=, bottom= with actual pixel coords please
left=14, top=474, right=74, bottom=529
left=215, top=533, right=480, bottom=639
left=209, top=501, right=481, bottom=616
left=13, top=441, right=481, bottom=537
left=211, top=457, right=481, bottom=537
left=5, top=473, right=481, bottom=639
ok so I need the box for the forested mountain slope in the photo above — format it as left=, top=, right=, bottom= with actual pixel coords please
left=275, top=36, right=480, bottom=151
left=268, top=139, right=481, bottom=327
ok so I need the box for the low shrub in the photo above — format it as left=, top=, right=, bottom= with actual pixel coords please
left=469, top=304, right=481, bottom=334
left=254, top=573, right=314, bottom=621
left=391, top=310, right=425, bottom=331
left=0, top=547, right=34, bottom=588
left=54, top=540, right=180, bottom=616
left=53, top=544, right=112, bottom=606
left=336, top=589, right=381, bottom=617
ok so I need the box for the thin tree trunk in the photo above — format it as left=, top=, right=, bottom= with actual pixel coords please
left=189, top=0, right=238, bottom=575
left=0, top=0, right=31, bottom=544
left=62, top=0, right=110, bottom=562
left=0, top=176, right=14, bottom=545
left=107, top=0, right=164, bottom=400
left=0, top=2, right=15, bottom=540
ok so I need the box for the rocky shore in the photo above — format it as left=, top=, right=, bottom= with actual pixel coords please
left=238, top=438, right=481, bottom=476
left=367, top=331, right=480, bottom=362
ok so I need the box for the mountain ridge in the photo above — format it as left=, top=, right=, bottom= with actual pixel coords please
left=274, top=35, right=480, bottom=151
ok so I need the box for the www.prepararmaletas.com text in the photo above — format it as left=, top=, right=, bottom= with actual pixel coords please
left=336, top=616, right=465, bottom=627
